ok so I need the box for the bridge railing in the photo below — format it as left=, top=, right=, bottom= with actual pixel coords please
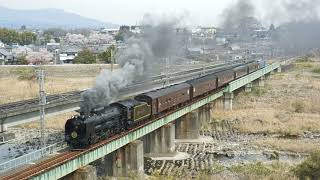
left=225, top=62, right=280, bottom=93
left=0, top=141, right=67, bottom=173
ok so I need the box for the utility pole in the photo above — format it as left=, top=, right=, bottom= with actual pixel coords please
left=110, top=48, right=114, bottom=72
left=38, top=69, right=46, bottom=155
left=165, top=57, right=170, bottom=86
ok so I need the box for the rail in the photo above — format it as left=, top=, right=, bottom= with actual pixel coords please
left=0, top=142, right=67, bottom=173
left=0, top=62, right=281, bottom=180
left=0, top=60, right=247, bottom=115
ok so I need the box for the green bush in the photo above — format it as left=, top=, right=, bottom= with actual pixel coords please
left=312, top=68, right=320, bottom=74
left=251, top=87, right=267, bottom=96
left=73, top=48, right=96, bottom=64
left=296, top=56, right=312, bottom=63
left=292, top=101, right=305, bottom=113
left=15, top=68, right=36, bottom=81
left=230, top=162, right=272, bottom=177
left=294, top=150, right=320, bottom=180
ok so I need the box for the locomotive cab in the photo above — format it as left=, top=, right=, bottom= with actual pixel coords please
left=111, top=99, right=151, bottom=127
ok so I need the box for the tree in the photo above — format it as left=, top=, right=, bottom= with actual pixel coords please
left=0, top=28, right=36, bottom=45
left=19, top=32, right=37, bottom=45
left=53, top=37, right=60, bottom=43
left=65, top=33, right=87, bottom=45
left=44, top=28, right=67, bottom=37
left=17, top=55, right=28, bottom=65
left=115, top=32, right=125, bottom=41
left=26, top=48, right=53, bottom=65
left=20, top=25, right=26, bottom=31
left=73, top=48, right=96, bottom=64
left=87, top=33, right=113, bottom=44
left=98, top=45, right=116, bottom=63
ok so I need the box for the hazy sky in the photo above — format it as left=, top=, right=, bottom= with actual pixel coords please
left=1, top=0, right=317, bottom=26
left=0, top=0, right=263, bottom=26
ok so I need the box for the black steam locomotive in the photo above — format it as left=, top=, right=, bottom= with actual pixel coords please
left=65, top=61, right=263, bottom=148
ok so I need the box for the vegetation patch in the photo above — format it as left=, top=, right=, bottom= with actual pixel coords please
left=296, top=56, right=312, bottom=63
left=251, top=86, right=268, bottom=96
left=255, top=138, right=320, bottom=153
left=14, top=67, right=37, bottom=81
left=230, top=162, right=273, bottom=176
left=230, top=162, right=297, bottom=179
left=312, top=67, right=320, bottom=74
left=294, top=150, right=320, bottom=180
left=291, top=101, right=306, bottom=113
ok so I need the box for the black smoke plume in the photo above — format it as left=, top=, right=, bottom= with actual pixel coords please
left=80, top=15, right=186, bottom=114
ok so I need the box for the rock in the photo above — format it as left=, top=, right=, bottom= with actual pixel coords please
left=263, top=151, right=279, bottom=160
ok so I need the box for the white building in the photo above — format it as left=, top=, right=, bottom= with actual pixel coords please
left=101, top=28, right=119, bottom=36
left=0, top=41, right=4, bottom=48
left=0, top=49, right=15, bottom=65
left=59, top=47, right=80, bottom=64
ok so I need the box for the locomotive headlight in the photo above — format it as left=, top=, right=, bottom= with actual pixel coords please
left=71, top=131, right=78, bottom=139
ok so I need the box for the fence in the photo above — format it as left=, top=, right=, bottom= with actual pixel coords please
left=0, top=142, right=67, bottom=173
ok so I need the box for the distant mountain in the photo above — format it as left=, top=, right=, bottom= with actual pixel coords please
left=0, top=6, right=118, bottom=29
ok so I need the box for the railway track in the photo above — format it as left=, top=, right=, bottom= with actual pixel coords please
left=0, top=60, right=246, bottom=114
left=0, top=61, right=248, bottom=179
left=0, top=91, right=82, bottom=113
left=0, top=83, right=231, bottom=179
left=1, top=151, right=81, bottom=180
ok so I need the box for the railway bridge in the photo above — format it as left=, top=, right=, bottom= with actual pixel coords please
left=1, top=62, right=281, bottom=180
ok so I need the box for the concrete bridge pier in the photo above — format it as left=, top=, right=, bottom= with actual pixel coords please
left=212, top=97, right=223, bottom=110
left=144, top=123, right=175, bottom=154
left=199, top=104, right=212, bottom=129
left=276, top=66, right=282, bottom=73
left=244, top=83, right=253, bottom=92
left=175, top=110, right=200, bottom=139
left=223, top=92, right=234, bottom=110
left=256, top=75, right=265, bottom=87
left=67, top=165, right=97, bottom=180
left=103, top=140, right=144, bottom=177
left=0, top=122, right=7, bottom=133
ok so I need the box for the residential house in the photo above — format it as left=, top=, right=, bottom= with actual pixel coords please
left=0, top=49, right=16, bottom=65
left=59, top=46, right=81, bottom=64
left=46, top=42, right=60, bottom=52
left=0, top=41, right=5, bottom=48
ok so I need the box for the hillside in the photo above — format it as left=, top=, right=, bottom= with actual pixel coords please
left=0, top=6, right=118, bottom=29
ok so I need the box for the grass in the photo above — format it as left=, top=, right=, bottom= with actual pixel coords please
left=293, top=150, right=320, bottom=179
left=251, top=86, right=268, bottom=97
left=312, top=67, right=320, bottom=74
left=213, top=60, right=320, bottom=136
left=14, top=67, right=37, bottom=80
left=296, top=56, right=312, bottom=63
left=291, top=101, right=306, bottom=113
left=229, top=162, right=298, bottom=180
left=255, top=138, right=320, bottom=154
left=0, top=64, right=115, bottom=104
left=0, top=76, right=95, bottom=104
left=16, top=111, right=77, bottom=130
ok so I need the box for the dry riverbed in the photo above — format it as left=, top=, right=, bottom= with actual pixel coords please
left=143, top=57, right=320, bottom=179
left=3, top=57, right=320, bottom=179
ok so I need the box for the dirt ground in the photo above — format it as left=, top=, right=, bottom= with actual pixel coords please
left=0, top=64, right=114, bottom=104
left=213, top=57, right=320, bottom=153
